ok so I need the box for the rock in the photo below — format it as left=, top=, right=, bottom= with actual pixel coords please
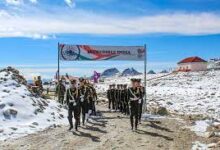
left=0, top=103, right=6, bottom=109
left=4, top=108, right=18, bottom=119
left=2, top=89, right=10, bottom=93
left=166, top=102, right=173, bottom=105
left=8, top=103, right=14, bottom=107
left=0, top=129, right=4, bottom=133
left=59, top=114, right=64, bottom=118
left=32, top=122, right=39, bottom=126
left=10, top=127, right=17, bottom=131
left=156, top=107, right=169, bottom=116
left=29, top=125, right=36, bottom=128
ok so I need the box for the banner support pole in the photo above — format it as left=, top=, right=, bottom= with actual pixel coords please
left=58, top=43, right=60, bottom=102
left=144, top=44, right=147, bottom=112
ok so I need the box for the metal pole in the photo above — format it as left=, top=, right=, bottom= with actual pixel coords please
left=58, top=43, right=60, bottom=81
left=144, top=44, right=147, bottom=112
left=58, top=43, right=60, bottom=102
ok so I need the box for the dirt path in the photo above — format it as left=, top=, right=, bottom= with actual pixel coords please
left=0, top=104, right=200, bottom=150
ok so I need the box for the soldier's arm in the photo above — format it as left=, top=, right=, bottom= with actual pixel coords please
left=55, top=85, right=58, bottom=95
left=107, top=90, right=109, bottom=99
left=65, top=89, right=69, bottom=105
left=127, top=89, right=131, bottom=100
left=76, top=89, right=80, bottom=103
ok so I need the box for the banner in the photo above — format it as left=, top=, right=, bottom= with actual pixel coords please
left=59, top=44, right=145, bottom=61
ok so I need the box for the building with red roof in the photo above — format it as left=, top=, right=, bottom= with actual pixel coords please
left=177, top=56, right=207, bottom=72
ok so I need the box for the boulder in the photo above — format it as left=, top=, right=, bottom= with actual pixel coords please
left=156, top=107, right=169, bottom=116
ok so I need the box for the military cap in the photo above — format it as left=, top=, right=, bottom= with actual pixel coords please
left=79, top=77, right=85, bottom=82
left=136, top=79, right=141, bottom=82
left=131, top=78, right=137, bottom=82
left=70, top=79, right=77, bottom=84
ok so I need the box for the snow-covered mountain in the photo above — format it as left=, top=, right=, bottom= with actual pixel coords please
left=147, top=70, right=156, bottom=74
left=101, top=68, right=120, bottom=77
left=121, top=68, right=142, bottom=76
left=0, top=67, right=67, bottom=141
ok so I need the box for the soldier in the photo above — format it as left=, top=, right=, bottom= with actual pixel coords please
left=85, top=80, right=96, bottom=117
left=137, top=80, right=145, bottom=123
left=34, top=76, right=43, bottom=95
left=56, top=80, right=66, bottom=104
left=110, top=84, right=116, bottom=110
left=120, top=84, right=124, bottom=113
left=128, top=78, right=142, bottom=131
left=66, top=79, right=80, bottom=131
left=79, top=78, right=89, bottom=126
left=107, top=85, right=112, bottom=110
left=90, top=84, right=97, bottom=116
left=116, top=84, right=121, bottom=111
left=123, top=84, right=129, bottom=115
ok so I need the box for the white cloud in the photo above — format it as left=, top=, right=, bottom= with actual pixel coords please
left=29, top=0, right=37, bottom=4
left=64, top=0, right=75, bottom=8
left=0, top=8, right=220, bottom=38
left=5, top=0, right=23, bottom=5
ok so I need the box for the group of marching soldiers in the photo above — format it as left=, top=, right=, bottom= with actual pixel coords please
left=107, top=78, right=145, bottom=130
left=56, top=77, right=145, bottom=131
left=56, top=78, right=97, bottom=131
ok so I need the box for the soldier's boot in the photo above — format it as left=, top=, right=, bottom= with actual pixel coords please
left=130, top=116, right=134, bottom=130
left=82, top=114, right=85, bottom=126
left=75, top=119, right=79, bottom=131
left=68, top=116, right=73, bottom=131
left=135, top=116, right=138, bottom=131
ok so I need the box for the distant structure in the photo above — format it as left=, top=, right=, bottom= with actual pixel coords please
left=208, top=58, right=220, bottom=71
left=177, top=56, right=207, bottom=72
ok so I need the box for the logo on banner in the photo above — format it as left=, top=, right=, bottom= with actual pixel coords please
left=137, top=48, right=145, bottom=58
left=61, top=45, right=81, bottom=60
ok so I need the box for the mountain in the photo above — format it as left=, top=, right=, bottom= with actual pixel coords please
left=148, top=70, right=156, bottom=74
left=160, top=70, right=169, bottom=73
left=121, top=68, right=142, bottom=76
left=101, top=68, right=120, bottom=77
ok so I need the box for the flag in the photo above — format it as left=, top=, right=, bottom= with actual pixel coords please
left=93, top=71, right=101, bottom=83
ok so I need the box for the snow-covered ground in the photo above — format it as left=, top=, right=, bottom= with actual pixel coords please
left=96, top=71, right=220, bottom=120
left=0, top=69, right=67, bottom=141
left=96, top=71, right=220, bottom=149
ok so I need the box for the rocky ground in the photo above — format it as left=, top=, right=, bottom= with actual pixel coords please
left=0, top=104, right=216, bottom=150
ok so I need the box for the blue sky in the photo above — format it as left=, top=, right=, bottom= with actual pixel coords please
left=0, top=0, right=220, bottom=79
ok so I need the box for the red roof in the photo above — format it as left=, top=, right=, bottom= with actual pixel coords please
left=178, top=57, right=207, bottom=64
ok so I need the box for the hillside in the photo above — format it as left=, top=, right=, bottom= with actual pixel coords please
left=0, top=67, right=67, bottom=141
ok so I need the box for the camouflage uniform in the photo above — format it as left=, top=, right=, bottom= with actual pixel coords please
left=56, top=81, right=66, bottom=104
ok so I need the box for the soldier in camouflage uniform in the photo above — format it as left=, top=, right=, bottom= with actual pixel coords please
left=79, top=78, right=89, bottom=126
left=56, top=80, right=66, bottom=104
left=34, top=76, right=43, bottom=96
